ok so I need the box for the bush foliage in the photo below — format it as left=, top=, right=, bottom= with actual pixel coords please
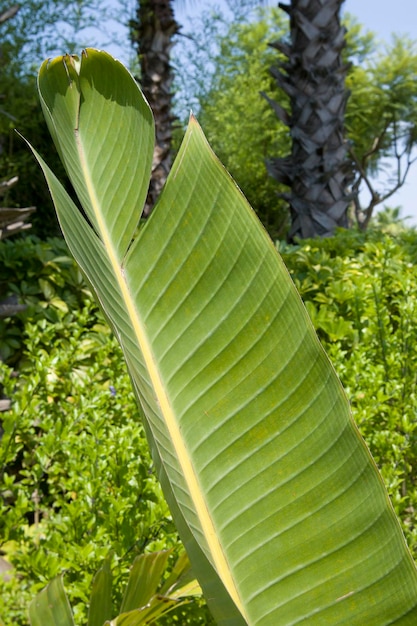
left=1, top=226, right=417, bottom=623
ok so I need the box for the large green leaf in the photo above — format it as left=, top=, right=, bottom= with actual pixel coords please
left=28, top=551, right=200, bottom=626
left=28, top=577, right=74, bottom=626
left=30, top=49, right=417, bottom=625
left=88, top=557, right=113, bottom=626
left=114, top=550, right=201, bottom=624
left=120, top=551, right=172, bottom=613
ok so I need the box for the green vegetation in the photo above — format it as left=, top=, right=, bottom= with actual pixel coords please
left=2, top=226, right=417, bottom=623
left=1, top=2, right=417, bottom=625
left=17, top=49, right=417, bottom=623
left=29, top=551, right=203, bottom=626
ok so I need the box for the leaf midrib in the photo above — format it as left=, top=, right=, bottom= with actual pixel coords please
left=74, top=125, right=248, bottom=622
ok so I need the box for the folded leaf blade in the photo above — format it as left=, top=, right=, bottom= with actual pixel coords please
left=120, top=551, right=172, bottom=613
left=88, top=558, right=113, bottom=626
left=34, top=49, right=417, bottom=625
left=29, top=577, right=75, bottom=626
left=38, top=50, right=154, bottom=261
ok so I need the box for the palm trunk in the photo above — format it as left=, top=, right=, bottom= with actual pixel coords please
left=131, top=0, right=179, bottom=216
left=267, top=0, right=353, bottom=240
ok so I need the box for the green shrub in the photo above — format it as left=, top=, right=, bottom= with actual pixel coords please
left=0, top=236, right=88, bottom=364
left=281, top=226, right=417, bottom=557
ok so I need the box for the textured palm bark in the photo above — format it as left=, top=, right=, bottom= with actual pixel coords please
left=131, top=0, right=179, bottom=216
left=267, top=0, right=353, bottom=240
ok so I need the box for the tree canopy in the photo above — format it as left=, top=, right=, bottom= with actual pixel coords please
left=346, top=33, right=417, bottom=228
left=0, top=0, right=115, bottom=236
left=174, top=7, right=291, bottom=238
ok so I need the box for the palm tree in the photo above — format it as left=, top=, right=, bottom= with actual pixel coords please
left=130, top=0, right=179, bottom=216
left=131, top=1, right=266, bottom=216
left=266, top=0, right=354, bottom=240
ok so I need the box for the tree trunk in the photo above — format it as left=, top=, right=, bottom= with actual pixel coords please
left=131, top=0, right=179, bottom=216
left=267, top=0, right=353, bottom=240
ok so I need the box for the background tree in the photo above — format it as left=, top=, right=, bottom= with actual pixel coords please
left=0, top=4, right=35, bottom=242
left=192, top=7, right=291, bottom=238
left=130, top=0, right=179, bottom=216
left=346, top=35, right=417, bottom=229
left=266, top=0, right=354, bottom=240
left=176, top=5, right=417, bottom=238
left=130, top=0, right=265, bottom=216
left=0, top=0, right=112, bottom=237
left=0, top=5, right=35, bottom=413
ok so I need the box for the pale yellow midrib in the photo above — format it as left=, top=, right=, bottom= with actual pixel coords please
left=75, top=131, right=247, bottom=622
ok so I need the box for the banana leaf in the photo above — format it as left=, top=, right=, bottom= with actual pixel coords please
left=120, top=551, right=172, bottom=613
left=27, top=49, right=417, bottom=625
left=29, top=577, right=74, bottom=626
left=88, top=557, right=113, bottom=626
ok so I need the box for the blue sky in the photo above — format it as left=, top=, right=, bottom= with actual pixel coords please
left=343, top=0, right=417, bottom=42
